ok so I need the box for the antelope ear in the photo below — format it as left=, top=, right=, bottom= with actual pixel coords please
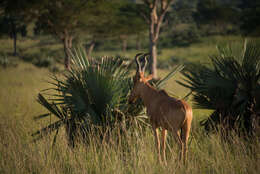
left=145, top=75, right=153, bottom=82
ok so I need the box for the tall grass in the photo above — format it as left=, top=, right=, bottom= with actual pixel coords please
left=0, top=114, right=259, bottom=174
left=0, top=35, right=259, bottom=173
left=0, top=63, right=259, bottom=174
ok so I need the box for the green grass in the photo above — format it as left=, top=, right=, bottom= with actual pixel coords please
left=0, top=35, right=259, bottom=173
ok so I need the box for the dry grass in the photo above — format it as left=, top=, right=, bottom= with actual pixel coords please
left=0, top=114, right=259, bottom=174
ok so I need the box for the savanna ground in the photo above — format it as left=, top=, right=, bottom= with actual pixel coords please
left=0, top=35, right=259, bottom=173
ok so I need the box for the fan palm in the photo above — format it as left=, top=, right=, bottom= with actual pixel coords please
left=33, top=49, right=183, bottom=147
left=179, top=40, right=260, bottom=136
left=33, top=48, right=146, bottom=147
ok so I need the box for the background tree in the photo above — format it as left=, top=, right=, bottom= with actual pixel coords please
left=240, top=0, right=260, bottom=36
left=115, top=1, right=147, bottom=52
left=83, top=0, right=147, bottom=56
left=159, top=0, right=200, bottom=48
left=139, top=0, right=175, bottom=79
left=0, top=0, right=29, bottom=56
left=34, top=0, right=92, bottom=69
left=195, top=0, right=239, bottom=35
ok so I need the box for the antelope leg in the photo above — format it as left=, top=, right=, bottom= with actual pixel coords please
left=172, top=130, right=183, bottom=161
left=161, top=128, right=167, bottom=164
left=153, top=127, right=161, bottom=162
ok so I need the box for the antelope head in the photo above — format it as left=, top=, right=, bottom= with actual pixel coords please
left=129, top=53, right=153, bottom=103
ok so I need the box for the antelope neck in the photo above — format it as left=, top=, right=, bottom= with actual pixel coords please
left=139, top=82, right=159, bottom=108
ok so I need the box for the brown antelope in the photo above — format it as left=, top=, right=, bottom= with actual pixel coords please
left=129, top=53, right=193, bottom=164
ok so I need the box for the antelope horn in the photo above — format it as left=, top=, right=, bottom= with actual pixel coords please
left=135, top=53, right=143, bottom=72
left=142, top=53, right=150, bottom=72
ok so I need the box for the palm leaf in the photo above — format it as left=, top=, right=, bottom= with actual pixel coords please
left=31, top=120, right=63, bottom=138
left=37, top=93, right=66, bottom=120
left=156, top=64, right=184, bottom=89
left=179, top=40, right=260, bottom=135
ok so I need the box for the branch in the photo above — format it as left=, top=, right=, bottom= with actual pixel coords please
left=154, top=0, right=174, bottom=41
left=143, top=0, right=151, bottom=6
left=140, top=11, right=150, bottom=24
left=153, top=0, right=159, bottom=9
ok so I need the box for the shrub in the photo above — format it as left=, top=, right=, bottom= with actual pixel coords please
left=159, top=24, right=201, bottom=48
left=179, top=40, right=260, bottom=137
left=0, top=55, right=18, bottom=68
left=33, top=56, right=54, bottom=67
left=157, top=56, right=182, bottom=69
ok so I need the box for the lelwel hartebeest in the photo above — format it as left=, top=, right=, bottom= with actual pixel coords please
left=129, top=53, right=193, bottom=164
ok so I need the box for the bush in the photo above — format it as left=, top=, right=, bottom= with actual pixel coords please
left=159, top=24, right=201, bottom=48
left=157, top=56, right=182, bottom=69
left=33, top=56, right=54, bottom=67
left=0, top=55, right=18, bottom=68
left=179, top=40, right=260, bottom=137
left=170, top=25, right=201, bottom=47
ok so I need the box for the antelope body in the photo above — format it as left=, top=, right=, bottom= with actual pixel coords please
left=129, top=53, right=193, bottom=164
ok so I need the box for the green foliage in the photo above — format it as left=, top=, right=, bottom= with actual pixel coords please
left=22, top=51, right=56, bottom=68
left=0, top=0, right=31, bottom=55
left=33, top=48, right=147, bottom=147
left=155, top=64, right=185, bottom=89
left=34, top=0, right=90, bottom=36
left=157, top=56, right=182, bottom=69
left=115, top=1, right=147, bottom=36
left=159, top=24, right=201, bottom=48
left=32, top=56, right=54, bottom=68
left=0, top=16, right=27, bottom=38
left=240, top=0, right=260, bottom=36
left=195, top=0, right=239, bottom=25
left=194, top=0, right=240, bottom=35
left=179, top=40, right=260, bottom=136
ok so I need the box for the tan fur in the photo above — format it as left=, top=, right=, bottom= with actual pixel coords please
left=129, top=72, right=193, bottom=164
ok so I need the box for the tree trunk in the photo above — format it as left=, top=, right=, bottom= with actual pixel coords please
left=13, top=31, right=17, bottom=56
left=122, top=39, right=127, bottom=52
left=148, top=3, right=159, bottom=79
left=120, top=35, right=128, bottom=52
left=11, top=20, right=17, bottom=56
left=87, top=40, right=95, bottom=58
left=63, top=36, right=73, bottom=69
left=136, top=35, right=141, bottom=50
left=149, top=41, right=158, bottom=79
left=144, top=0, right=174, bottom=79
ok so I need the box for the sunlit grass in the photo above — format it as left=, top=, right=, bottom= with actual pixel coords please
left=0, top=113, right=259, bottom=174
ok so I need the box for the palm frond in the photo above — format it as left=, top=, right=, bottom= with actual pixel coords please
left=31, top=120, right=63, bottom=138
left=156, top=64, right=184, bottom=89
left=179, top=40, right=260, bottom=136
left=37, top=93, right=66, bottom=120
left=34, top=47, right=146, bottom=146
